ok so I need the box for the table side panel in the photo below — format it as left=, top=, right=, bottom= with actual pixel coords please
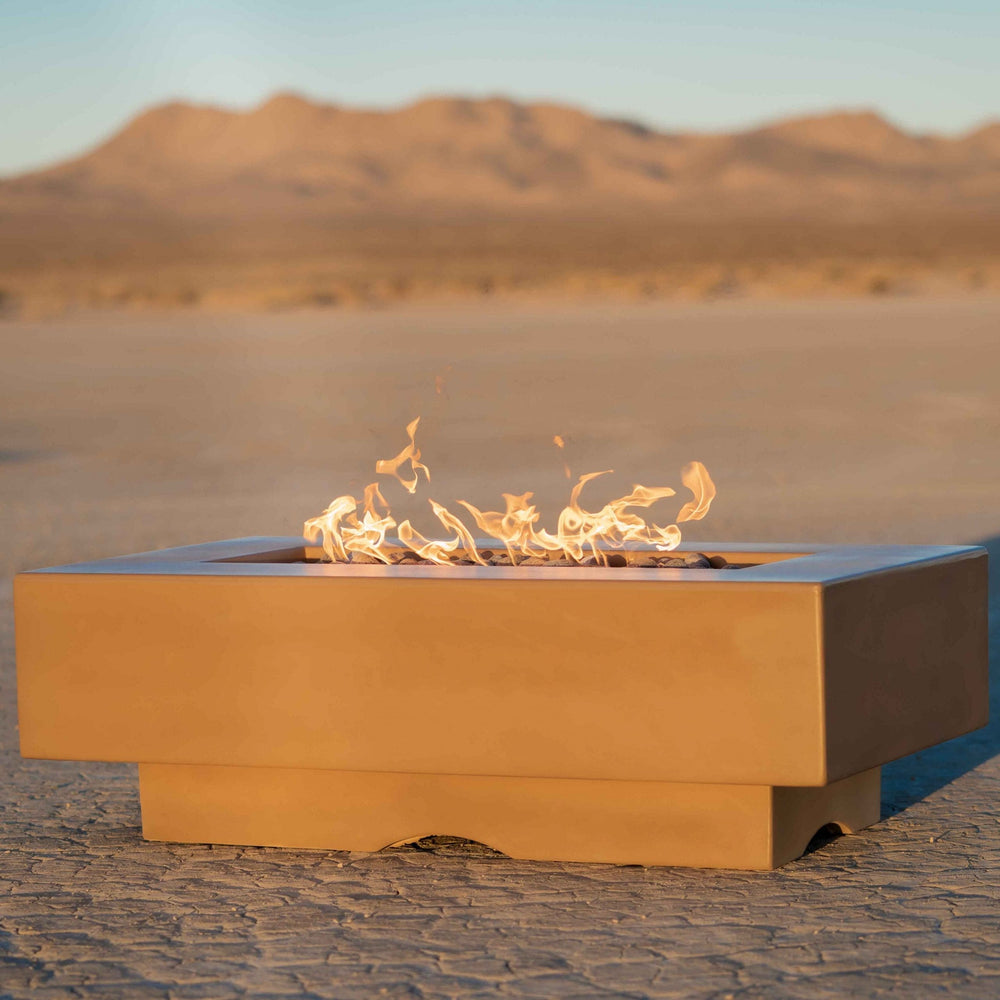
left=822, top=551, right=989, bottom=781
left=16, top=572, right=826, bottom=786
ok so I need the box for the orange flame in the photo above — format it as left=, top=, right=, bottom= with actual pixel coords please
left=304, top=419, right=716, bottom=565
left=676, top=461, right=716, bottom=522
left=553, top=434, right=571, bottom=479
left=373, top=417, right=429, bottom=495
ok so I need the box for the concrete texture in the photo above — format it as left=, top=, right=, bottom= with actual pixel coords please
left=2, top=297, right=999, bottom=998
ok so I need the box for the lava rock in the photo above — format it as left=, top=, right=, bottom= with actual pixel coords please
left=634, top=554, right=661, bottom=567
left=606, top=553, right=628, bottom=568
left=707, top=555, right=729, bottom=569
left=683, top=553, right=712, bottom=569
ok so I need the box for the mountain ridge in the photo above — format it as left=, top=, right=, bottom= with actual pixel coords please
left=5, top=93, right=1000, bottom=216
left=2, top=94, right=999, bottom=316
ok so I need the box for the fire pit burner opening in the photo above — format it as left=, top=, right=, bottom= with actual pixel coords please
left=211, top=544, right=772, bottom=569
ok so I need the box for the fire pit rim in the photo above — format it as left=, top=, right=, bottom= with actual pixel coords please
left=22, top=536, right=985, bottom=586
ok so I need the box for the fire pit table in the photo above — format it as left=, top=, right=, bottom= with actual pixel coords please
left=15, top=537, right=987, bottom=869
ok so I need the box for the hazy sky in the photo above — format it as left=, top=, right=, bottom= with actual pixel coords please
left=2, top=0, right=998, bottom=176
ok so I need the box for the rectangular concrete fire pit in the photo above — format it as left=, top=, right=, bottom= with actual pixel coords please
left=15, top=537, right=987, bottom=869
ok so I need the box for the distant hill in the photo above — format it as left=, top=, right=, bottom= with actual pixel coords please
left=1, top=94, right=998, bottom=315
left=5, top=94, right=1000, bottom=214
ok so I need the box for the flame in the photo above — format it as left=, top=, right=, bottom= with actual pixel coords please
left=373, top=417, right=429, bottom=494
left=676, top=461, right=716, bottom=522
left=553, top=434, right=571, bottom=479
left=398, top=501, right=487, bottom=566
left=304, top=419, right=716, bottom=565
left=434, top=364, right=453, bottom=397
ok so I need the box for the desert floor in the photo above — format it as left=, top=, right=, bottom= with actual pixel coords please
left=2, top=296, right=999, bottom=997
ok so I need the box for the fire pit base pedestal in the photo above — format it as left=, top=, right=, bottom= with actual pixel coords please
left=138, top=763, right=881, bottom=870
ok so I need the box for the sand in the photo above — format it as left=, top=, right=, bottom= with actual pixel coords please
left=3, top=295, right=1000, bottom=578
left=1, top=296, right=999, bottom=997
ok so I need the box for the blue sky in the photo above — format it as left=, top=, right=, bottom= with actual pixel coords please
left=2, top=0, right=998, bottom=176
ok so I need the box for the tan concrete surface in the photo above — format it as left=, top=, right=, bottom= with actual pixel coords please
left=2, top=297, right=999, bottom=997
